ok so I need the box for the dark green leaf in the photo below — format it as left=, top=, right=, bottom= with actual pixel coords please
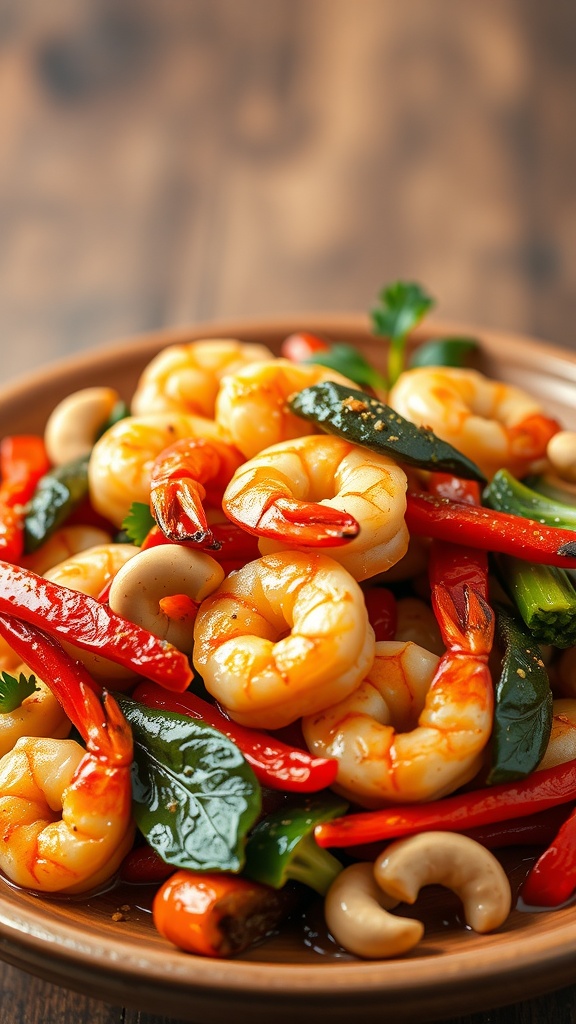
left=122, top=502, right=155, bottom=545
left=370, top=281, right=435, bottom=341
left=0, top=671, right=38, bottom=714
left=304, top=343, right=387, bottom=391
left=487, top=603, right=553, bottom=785
left=409, top=336, right=479, bottom=369
left=24, top=455, right=90, bottom=552
left=288, top=380, right=485, bottom=481
left=119, top=698, right=261, bottom=872
left=96, top=399, right=130, bottom=440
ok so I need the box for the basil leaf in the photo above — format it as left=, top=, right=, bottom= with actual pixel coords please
left=304, top=343, right=387, bottom=392
left=487, top=603, right=553, bottom=785
left=409, top=336, right=480, bottom=369
left=120, top=698, right=261, bottom=872
left=371, top=281, right=435, bottom=341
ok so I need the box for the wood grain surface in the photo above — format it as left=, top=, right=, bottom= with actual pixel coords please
left=1, top=3, right=576, bottom=1023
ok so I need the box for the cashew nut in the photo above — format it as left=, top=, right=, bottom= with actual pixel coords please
left=374, top=832, right=511, bottom=933
left=546, top=431, right=576, bottom=484
left=44, top=386, right=120, bottom=466
left=108, top=544, right=225, bottom=653
left=537, top=698, right=576, bottom=770
left=324, top=862, right=423, bottom=959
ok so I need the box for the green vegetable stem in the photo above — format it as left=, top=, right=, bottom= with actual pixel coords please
left=243, top=793, right=348, bottom=894
left=23, top=454, right=90, bottom=552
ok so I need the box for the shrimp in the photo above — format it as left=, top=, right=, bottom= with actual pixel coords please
left=214, top=359, right=357, bottom=459
left=0, top=672, right=71, bottom=758
left=222, top=435, right=409, bottom=583
left=387, top=365, right=560, bottom=480
left=302, top=586, right=494, bottom=807
left=88, top=412, right=225, bottom=527
left=0, top=615, right=134, bottom=893
left=131, top=338, right=275, bottom=418
left=20, top=524, right=113, bottom=574
left=150, top=436, right=244, bottom=546
left=193, top=551, right=376, bottom=730
left=44, top=543, right=139, bottom=685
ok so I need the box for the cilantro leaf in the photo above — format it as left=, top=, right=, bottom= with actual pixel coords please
left=122, top=502, right=155, bottom=545
left=0, top=671, right=39, bottom=714
left=370, top=281, right=435, bottom=387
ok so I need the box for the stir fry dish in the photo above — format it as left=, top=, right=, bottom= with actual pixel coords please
left=3, top=280, right=576, bottom=961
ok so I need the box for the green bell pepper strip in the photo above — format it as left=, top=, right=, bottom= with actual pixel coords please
left=24, top=454, right=90, bottom=552
left=243, top=794, right=348, bottom=894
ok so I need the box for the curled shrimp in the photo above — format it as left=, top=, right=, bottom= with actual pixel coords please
left=222, top=435, right=409, bottom=583
left=215, top=359, right=357, bottom=459
left=131, top=338, right=275, bottom=417
left=88, top=412, right=225, bottom=527
left=193, top=551, right=376, bottom=730
left=0, top=614, right=135, bottom=893
left=302, top=586, right=494, bottom=807
left=388, top=366, right=560, bottom=479
left=150, top=436, right=244, bottom=546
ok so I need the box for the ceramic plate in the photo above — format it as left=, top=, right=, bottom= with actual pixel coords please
left=1, top=316, right=576, bottom=1024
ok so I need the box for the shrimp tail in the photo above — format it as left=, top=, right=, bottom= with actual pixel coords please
left=239, top=496, right=360, bottom=546
left=151, top=477, right=218, bottom=546
left=432, top=584, right=494, bottom=658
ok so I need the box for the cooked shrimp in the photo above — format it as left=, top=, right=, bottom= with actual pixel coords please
left=222, top=435, right=409, bottom=583
left=20, top=524, right=113, bottom=574
left=150, top=436, right=244, bottom=545
left=0, top=615, right=134, bottom=893
left=44, top=543, right=139, bottom=684
left=193, top=551, right=376, bottom=730
left=387, top=366, right=560, bottom=480
left=214, top=359, right=357, bottom=459
left=302, top=587, right=494, bottom=807
left=88, top=412, right=225, bottom=527
left=0, top=671, right=71, bottom=758
left=131, top=338, right=274, bottom=417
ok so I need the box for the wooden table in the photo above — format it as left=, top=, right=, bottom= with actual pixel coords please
left=2, top=3, right=576, bottom=1022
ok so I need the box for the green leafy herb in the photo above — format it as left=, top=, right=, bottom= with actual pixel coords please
left=96, top=399, right=130, bottom=441
left=24, top=455, right=90, bottom=552
left=119, top=698, right=261, bottom=872
left=487, top=603, right=553, bottom=785
left=304, top=342, right=387, bottom=392
left=408, top=336, right=479, bottom=369
left=0, top=671, right=39, bottom=714
left=371, top=281, right=435, bottom=386
left=122, top=502, right=155, bottom=545
left=288, top=380, right=485, bottom=481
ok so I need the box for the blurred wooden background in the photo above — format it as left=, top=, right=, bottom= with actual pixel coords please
left=2, top=0, right=576, bottom=384
left=3, top=3, right=576, bottom=1023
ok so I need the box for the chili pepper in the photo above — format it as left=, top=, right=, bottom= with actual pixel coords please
left=406, top=490, right=576, bottom=567
left=243, top=794, right=347, bottom=894
left=120, top=844, right=175, bottom=885
left=132, top=680, right=339, bottom=793
left=520, top=805, right=576, bottom=907
left=0, top=435, right=50, bottom=562
left=361, top=585, right=397, bottom=641
left=153, top=869, right=302, bottom=957
left=141, top=521, right=260, bottom=573
left=0, top=561, right=192, bottom=691
left=314, top=758, right=576, bottom=849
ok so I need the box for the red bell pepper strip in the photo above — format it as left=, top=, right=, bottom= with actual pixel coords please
left=132, top=680, right=339, bottom=793
left=406, top=490, right=576, bottom=567
left=280, top=332, right=330, bottom=362
left=314, top=758, right=576, bottom=849
left=520, top=805, right=576, bottom=907
left=0, top=560, right=192, bottom=691
left=120, top=844, right=174, bottom=884
left=0, top=435, right=50, bottom=562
